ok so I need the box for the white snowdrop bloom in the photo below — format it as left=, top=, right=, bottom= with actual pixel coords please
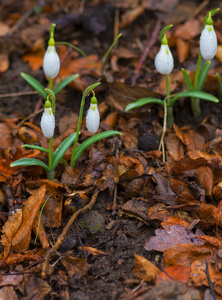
left=43, top=45, right=60, bottom=79
left=200, top=24, right=217, bottom=61
left=86, top=102, right=100, bottom=134
left=154, top=44, right=174, bottom=75
left=41, top=105, right=55, bottom=139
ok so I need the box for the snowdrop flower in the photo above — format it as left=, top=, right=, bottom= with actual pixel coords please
left=86, top=96, right=100, bottom=134
left=43, top=38, right=60, bottom=79
left=41, top=100, right=55, bottom=139
left=154, top=35, right=174, bottom=75
left=200, top=15, right=217, bottom=61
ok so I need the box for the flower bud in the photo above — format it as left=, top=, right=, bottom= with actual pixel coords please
left=43, top=44, right=60, bottom=79
left=200, top=18, right=217, bottom=61
left=40, top=100, right=55, bottom=138
left=154, top=36, right=174, bottom=75
left=86, top=96, right=100, bottom=134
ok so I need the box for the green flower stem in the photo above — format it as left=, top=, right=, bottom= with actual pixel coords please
left=48, top=136, right=53, bottom=171
left=70, top=82, right=100, bottom=168
left=191, top=52, right=202, bottom=118
left=165, top=74, right=173, bottom=128
left=55, top=41, right=100, bottom=72
left=101, top=33, right=122, bottom=76
left=48, top=78, right=55, bottom=114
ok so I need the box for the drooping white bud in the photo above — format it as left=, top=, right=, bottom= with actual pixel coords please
left=43, top=45, right=60, bottom=79
left=86, top=96, right=100, bottom=134
left=41, top=101, right=55, bottom=138
left=200, top=24, right=217, bottom=61
left=154, top=43, right=174, bottom=75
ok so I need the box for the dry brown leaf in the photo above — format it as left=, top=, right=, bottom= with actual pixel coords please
left=0, top=209, right=23, bottom=259
left=12, top=185, right=47, bottom=253
left=175, top=19, right=201, bottom=40
left=42, top=197, right=63, bottom=228
left=166, top=132, right=184, bottom=161
left=145, top=225, right=205, bottom=252
left=191, top=261, right=222, bottom=296
left=0, top=53, right=9, bottom=73
left=119, top=5, right=145, bottom=28
left=82, top=246, right=109, bottom=256
left=196, top=166, right=214, bottom=198
left=32, top=212, right=50, bottom=249
left=176, top=38, right=189, bottom=63
left=156, top=265, right=190, bottom=284
left=134, top=254, right=161, bottom=282
left=22, top=50, right=44, bottom=71
left=163, top=244, right=213, bottom=266
left=61, top=256, right=89, bottom=278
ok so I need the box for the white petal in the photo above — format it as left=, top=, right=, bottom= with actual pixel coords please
left=154, top=44, right=174, bottom=75
left=86, top=104, right=100, bottom=134
left=200, top=25, right=217, bottom=61
left=40, top=108, right=55, bottom=138
left=43, top=46, right=60, bottom=79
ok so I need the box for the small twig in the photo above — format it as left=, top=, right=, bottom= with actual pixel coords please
left=41, top=187, right=100, bottom=278
left=131, top=19, right=161, bottom=86
left=75, top=222, right=87, bottom=260
left=0, top=91, right=39, bottom=98
left=205, top=263, right=218, bottom=300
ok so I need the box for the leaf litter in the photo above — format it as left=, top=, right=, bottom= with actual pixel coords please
left=1, top=0, right=222, bottom=299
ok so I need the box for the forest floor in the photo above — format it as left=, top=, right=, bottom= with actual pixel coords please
left=1, top=0, right=222, bottom=299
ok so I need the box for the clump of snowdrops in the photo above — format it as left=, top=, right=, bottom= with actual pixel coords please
left=11, top=24, right=121, bottom=179
left=125, top=9, right=220, bottom=128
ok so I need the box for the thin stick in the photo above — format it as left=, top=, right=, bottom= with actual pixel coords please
left=41, top=187, right=100, bottom=278
left=205, top=263, right=218, bottom=300
left=0, top=91, right=39, bottom=98
left=131, top=19, right=161, bottom=86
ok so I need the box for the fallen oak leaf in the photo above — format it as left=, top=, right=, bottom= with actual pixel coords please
left=134, top=254, right=161, bottom=282
left=144, top=224, right=205, bottom=252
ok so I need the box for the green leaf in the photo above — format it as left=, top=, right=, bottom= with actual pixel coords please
left=10, top=158, right=51, bottom=172
left=160, top=24, right=173, bottom=39
left=169, top=91, right=219, bottom=107
left=83, top=82, right=101, bottom=97
left=21, top=73, right=47, bottom=100
left=73, top=130, right=121, bottom=167
left=22, top=144, right=66, bottom=164
left=125, top=98, right=164, bottom=111
left=54, top=74, right=79, bottom=95
left=52, top=132, right=77, bottom=170
left=197, top=61, right=211, bottom=91
left=216, top=73, right=222, bottom=101
left=181, top=69, right=194, bottom=91
left=203, top=8, right=220, bottom=28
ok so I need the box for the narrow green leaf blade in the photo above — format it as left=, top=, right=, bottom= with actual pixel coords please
left=22, top=144, right=66, bottom=164
left=21, top=73, right=47, bottom=100
left=181, top=68, right=194, bottom=91
left=52, top=132, right=77, bottom=170
left=197, top=61, right=211, bottom=91
left=73, top=130, right=121, bottom=166
left=22, top=144, right=49, bottom=153
left=10, top=158, right=51, bottom=172
left=216, top=73, right=222, bottom=101
left=54, top=74, right=79, bottom=95
left=203, top=8, right=220, bottom=28
left=169, top=91, right=219, bottom=106
left=125, top=98, right=164, bottom=111
left=160, top=24, right=173, bottom=39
